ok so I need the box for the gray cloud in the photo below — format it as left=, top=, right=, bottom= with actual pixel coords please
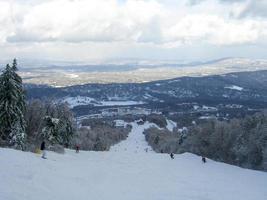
left=239, top=0, right=267, bottom=18
left=187, top=0, right=205, bottom=6
left=220, top=0, right=246, bottom=2
left=188, top=0, right=246, bottom=5
left=1, top=0, right=267, bottom=62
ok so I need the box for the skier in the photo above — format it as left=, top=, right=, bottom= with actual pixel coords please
left=170, top=153, right=174, bottom=159
left=76, top=144, right=80, bottom=153
left=202, top=156, right=206, bottom=163
left=40, top=141, right=47, bottom=159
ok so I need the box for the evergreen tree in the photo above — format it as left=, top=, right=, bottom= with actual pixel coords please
left=0, top=59, right=26, bottom=149
left=10, top=122, right=26, bottom=149
left=41, top=116, right=60, bottom=144
left=41, top=115, right=74, bottom=146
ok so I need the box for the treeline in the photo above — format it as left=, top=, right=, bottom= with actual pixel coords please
left=74, top=119, right=131, bottom=151
left=0, top=59, right=75, bottom=151
left=25, top=100, right=75, bottom=151
left=145, top=111, right=267, bottom=171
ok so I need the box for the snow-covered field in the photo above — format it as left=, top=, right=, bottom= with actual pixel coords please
left=1, top=122, right=267, bottom=200
left=224, top=85, right=244, bottom=91
left=62, top=96, right=145, bottom=108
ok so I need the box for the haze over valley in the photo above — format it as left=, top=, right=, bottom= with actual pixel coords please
left=15, top=57, right=267, bottom=86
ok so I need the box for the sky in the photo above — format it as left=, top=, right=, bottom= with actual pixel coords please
left=0, top=0, right=267, bottom=62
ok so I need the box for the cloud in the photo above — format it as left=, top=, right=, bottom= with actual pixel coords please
left=0, top=0, right=266, bottom=61
left=239, top=0, right=267, bottom=18
left=6, top=0, right=165, bottom=43
left=3, top=0, right=266, bottom=46
left=220, top=0, right=247, bottom=3
left=187, top=0, right=206, bottom=6
left=188, top=0, right=247, bottom=6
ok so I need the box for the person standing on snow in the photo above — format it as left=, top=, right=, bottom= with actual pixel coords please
left=76, top=144, right=80, bottom=153
left=202, top=156, right=206, bottom=163
left=170, top=153, right=174, bottom=159
left=40, top=141, right=47, bottom=159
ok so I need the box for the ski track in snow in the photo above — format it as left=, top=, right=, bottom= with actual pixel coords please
left=110, top=121, right=155, bottom=153
left=1, top=121, right=267, bottom=200
left=166, top=119, right=177, bottom=132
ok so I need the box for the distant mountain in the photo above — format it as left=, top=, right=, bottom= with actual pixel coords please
left=15, top=57, right=267, bottom=86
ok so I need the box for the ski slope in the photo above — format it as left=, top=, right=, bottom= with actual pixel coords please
left=1, top=122, right=267, bottom=200
left=110, top=121, right=155, bottom=153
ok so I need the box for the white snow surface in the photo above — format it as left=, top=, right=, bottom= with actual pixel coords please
left=225, top=85, right=244, bottom=91
left=1, top=122, right=267, bottom=200
left=96, top=100, right=145, bottom=107
left=62, top=96, right=145, bottom=108
left=166, top=119, right=177, bottom=132
left=110, top=121, right=155, bottom=153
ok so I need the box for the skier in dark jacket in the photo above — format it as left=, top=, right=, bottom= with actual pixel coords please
left=40, top=141, right=47, bottom=159
left=202, top=156, right=206, bottom=163
left=170, top=153, right=174, bottom=159
left=76, top=145, right=80, bottom=153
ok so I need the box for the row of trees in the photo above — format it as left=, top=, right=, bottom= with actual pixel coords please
left=26, top=100, right=75, bottom=149
left=144, top=112, right=267, bottom=171
left=182, top=112, right=267, bottom=170
left=0, top=59, right=75, bottom=150
left=74, top=123, right=131, bottom=151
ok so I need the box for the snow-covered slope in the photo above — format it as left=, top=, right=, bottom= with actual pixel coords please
left=1, top=122, right=267, bottom=200
left=110, top=121, right=155, bottom=153
left=61, top=96, right=145, bottom=108
left=166, top=119, right=177, bottom=132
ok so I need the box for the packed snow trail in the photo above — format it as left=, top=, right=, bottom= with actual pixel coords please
left=1, top=121, right=267, bottom=200
left=110, top=121, right=155, bottom=153
left=1, top=148, right=267, bottom=200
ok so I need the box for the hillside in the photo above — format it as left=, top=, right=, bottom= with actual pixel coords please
left=25, top=70, right=267, bottom=120
left=1, top=121, right=267, bottom=200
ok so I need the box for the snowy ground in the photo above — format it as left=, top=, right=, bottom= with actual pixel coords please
left=61, top=96, right=145, bottom=108
left=110, top=121, right=155, bottom=153
left=166, top=119, right=177, bottom=132
left=1, top=122, right=267, bottom=200
left=224, top=85, right=244, bottom=91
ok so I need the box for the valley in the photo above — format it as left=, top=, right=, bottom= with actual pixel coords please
left=25, top=69, right=267, bottom=128
left=20, top=58, right=267, bottom=86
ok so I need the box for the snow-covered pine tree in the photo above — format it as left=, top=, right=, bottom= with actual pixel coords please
left=10, top=122, right=26, bottom=149
left=11, top=59, right=26, bottom=117
left=41, top=115, right=74, bottom=146
left=41, top=116, right=60, bottom=144
left=0, top=59, right=26, bottom=149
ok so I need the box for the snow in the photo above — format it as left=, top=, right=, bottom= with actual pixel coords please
left=193, top=105, right=200, bottom=110
left=114, top=120, right=128, bottom=128
left=66, top=73, right=79, bottom=79
left=96, top=100, right=145, bottom=107
left=62, top=96, right=96, bottom=108
left=51, top=118, right=60, bottom=124
left=202, top=105, right=218, bottom=111
left=110, top=121, right=155, bottom=153
left=1, top=122, right=267, bottom=200
left=178, top=127, right=188, bottom=133
left=199, top=116, right=216, bottom=119
left=168, top=79, right=181, bottom=83
left=62, top=96, right=145, bottom=108
left=166, top=119, right=177, bottom=132
left=225, top=85, right=244, bottom=91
